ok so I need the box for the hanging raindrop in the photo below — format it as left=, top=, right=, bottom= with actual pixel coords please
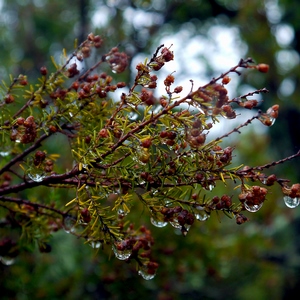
left=258, top=113, right=276, bottom=126
left=28, top=167, right=45, bottom=182
left=28, top=171, right=45, bottom=182
left=112, top=243, right=132, bottom=260
left=0, top=151, right=10, bottom=156
left=63, top=215, right=77, bottom=233
left=128, top=112, right=139, bottom=121
left=117, top=208, right=128, bottom=217
left=182, top=224, right=191, bottom=236
left=208, top=183, right=215, bottom=191
left=150, top=217, right=168, bottom=228
left=0, top=256, right=15, bottom=266
left=0, top=145, right=11, bottom=157
left=283, top=196, right=300, bottom=208
left=244, top=201, right=263, bottom=212
left=138, top=266, right=156, bottom=280
left=169, top=218, right=182, bottom=229
left=195, top=212, right=209, bottom=221
left=89, top=241, right=102, bottom=249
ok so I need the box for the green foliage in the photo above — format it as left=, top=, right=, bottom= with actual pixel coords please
left=1, top=32, right=300, bottom=284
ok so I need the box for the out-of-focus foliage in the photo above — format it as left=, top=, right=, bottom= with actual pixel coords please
left=1, top=0, right=300, bottom=299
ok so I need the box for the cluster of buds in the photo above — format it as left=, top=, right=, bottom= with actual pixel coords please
left=187, top=118, right=207, bottom=148
left=282, top=183, right=300, bottom=198
left=10, top=116, right=37, bottom=144
left=72, top=72, right=125, bottom=100
left=76, top=33, right=103, bottom=61
left=159, top=130, right=177, bottom=147
left=112, top=225, right=158, bottom=278
left=237, top=99, right=259, bottom=109
left=149, top=46, right=174, bottom=71
left=235, top=213, right=249, bottom=225
left=50, top=88, right=68, bottom=100
left=139, top=88, right=156, bottom=106
left=112, top=225, right=154, bottom=259
left=211, top=195, right=233, bottom=210
left=239, top=185, right=268, bottom=208
left=210, top=145, right=234, bottom=166
left=193, top=83, right=236, bottom=119
left=66, top=63, right=80, bottom=78
left=33, top=150, right=46, bottom=166
left=135, top=63, right=157, bottom=88
left=32, top=151, right=54, bottom=173
left=161, top=206, right=195, bottom=231
left=43, top=159, right=54, bottom=173
left=105, top=47, right=128, bottom=74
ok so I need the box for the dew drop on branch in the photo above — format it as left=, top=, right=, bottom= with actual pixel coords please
left=138, top=266, right=156, bottom=280
left=28, top=171, right=45, bottom=182
left=117, top=208, right=128, bottom=217
left=195, top=211, right=209, bottom=221
left=283, top=196, right=300, bottom=208
left=112, top=243, right=132, bottom=260
left=63, top=215, right=76, bottom=233
left=89, top=241, right=102, bottom=249
left=244, top=201, right=263, bottom=212
left=128, top=112, right=139, bottom=121
left=0, top=146, right=11, bottom=157
left=150, top=217, right=168, bottom=228
left=182, top=224, right=191, bottom=236
left=207, top=184, right=215, bottom=191
left=169, top=218, right=181, bottom=229
left=0, top=256, right=15, bottom=266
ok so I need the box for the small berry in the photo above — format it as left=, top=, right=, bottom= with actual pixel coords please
left=40, top=66, right=48, bottom=76
left=4, top=94, right=14, bottom=104
left=141, top=139, right=152, bottom=148
left=174, top=86, right=183, bottom=93
left=98, top=128, right=109, bottom=138
left=222, top=76, right=231, bottom=85
left=257, top=63, right=269, bottom=73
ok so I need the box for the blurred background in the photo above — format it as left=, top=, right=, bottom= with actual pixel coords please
left=0, top=0, right=300, bottom=299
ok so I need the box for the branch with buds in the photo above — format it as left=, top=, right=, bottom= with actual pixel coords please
left=0, top=33, right=299, bottom=278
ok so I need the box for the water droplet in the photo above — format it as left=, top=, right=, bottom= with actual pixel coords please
left=283, top=196, right=300, bottom=208
left=208, top=184, right=215, bottom=191
left=258, top=113, right=276, bottom=126
left=260, top=177, right=267, bottom=185
left=28, top=170, right=45, bottom=182
left=268, top=117, right=275, bottom=125
left=0, top=256, right=15, bottom=265
left=244, top=201, right=263, bottom=212
left=150, top=217, right=168, bottom=228
left=89, top=241, right=102, bottom=249
left=63, top=215, right=77, bottom=233
left=169, top=219, right=182, bottom=229
left=138, top=266, right=156, bottom=280
left=0, top=146, right=11, bottom=156
left=195, top=212, right=209, bottom=221
left=117, top=208, right=128, bottom=217
left=128, top=112, right=139, bottom=121
left=0, top=151, right=10, bottom=156
left=112, top=243, right=132, bottom=260
left=181, top=224, right=191, bottom=236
